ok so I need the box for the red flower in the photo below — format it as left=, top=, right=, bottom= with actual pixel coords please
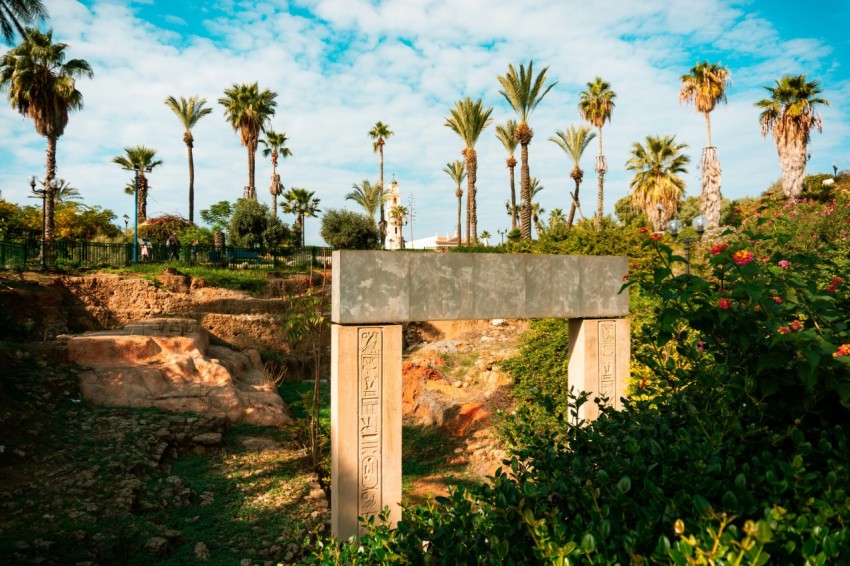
left=778, top=326, right=791, bottom=334
left=733, top=250, right=754, bottom=266
left=790, top=320, right=803, bottom=331
left=649, top=233, right=663, bottom=242
left=832, top=277, right=844, bottom=285
left=826, top=284, right=838, bottom=294
left=717, top=298, right=732, bottom=310
left=834, top=344, right=850, bottom=358
left=773, top=296, right=783, bottom=304
left=638, top=227, right=650, bottom=234
left=710, top=243, right=728, bottom=255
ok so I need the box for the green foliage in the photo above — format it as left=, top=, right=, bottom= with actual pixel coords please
left=228, top=198, right=280, bottom=248
left=139, top=214, right=192, bottom=243
left=319, top=208, right=378, bottom=249
left=177, top=224, right=214, bottom=246
left=199, top=200, right=233, bottom=233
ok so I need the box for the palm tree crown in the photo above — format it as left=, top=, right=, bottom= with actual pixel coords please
left=550, top=125, right=596, bottom=228
left=495, top=120, right=519, bottom=230
left=218, top=82, right=277, bottom=199
left=112, top=145, right=163, bottom=222
left=164, top=94, right=212, bottom=224
left=282, top=187, right=320, bottom=247
left=755, top=75, right=829, bottom=198
left=259, top=129, right=291, bottom=217
left=0, top=27, right=92, bottom=242
left=679, top=61, right=731, bottom=147
left=0, top=0, right=47, bottom=43
left=578, top=77, right=616, bottom=229
left=626, top=135, right=690, bottom=232
left=445, top=97, right=493, bottom=245
left=368, top=121, right=393, bottom=247
left=443, top=160, right=466, bottom=243
left=345, top=179, right=385, bottom=225
left=497, top=61, right=556, bottom=240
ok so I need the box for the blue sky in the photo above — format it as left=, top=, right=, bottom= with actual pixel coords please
left=1, top=0, right=848, bottom=245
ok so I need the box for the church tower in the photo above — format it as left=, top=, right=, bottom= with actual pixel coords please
left=385, top=179, right=403, bottom=250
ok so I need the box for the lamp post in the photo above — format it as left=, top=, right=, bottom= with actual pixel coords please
left=497, top=228, right=506, bottom=245
left=124, top=165, right=152, bottom=262
left=123, top=214, right=129, bottom=236
left=666, top=215, right=707, bottom=274
left=29, top=176, right=60, bottom=269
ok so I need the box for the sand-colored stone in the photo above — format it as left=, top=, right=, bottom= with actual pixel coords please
left=568, top=318, right=631, bottom=421
left=68, top=318, right=292, bottom=426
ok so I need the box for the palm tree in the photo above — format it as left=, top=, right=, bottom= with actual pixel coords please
left=529, top=177, right=545, bottom=238
left=578, top=77, right=616, bottom=228
left=282, top=187, right=320, bottom=247
left=445, top=98, right=493, bottom=245
left=626, top=135, right=690, bottom=231
left=164, top=95, right=212, bottom=224
left=680, top=62, right=731, bottom=229
left=345, top=179, right=385, bottom=226
left=755, top=75, right=829, bottom=199
left=368, top=121, right=394, bottom=247
left=259, top=129, right=291, bottom=217
left=497, top=61, right=556, bottom=240
left=0, top=0, right=47, bottom=43
left=218, top=82, right=277, bottom=200
left=112, top=146, right=163, bottom=221
left=548, top=208, right=566, bottom=227
left=0, top=28, right=92, bottom=242
left=52, top=178, right=80, bottom=204
left=442, top=160, right=466, bottom=244
left=495, top=120, right=519, bottom=230
left=388, top=204, right=408, bottom=249
left=550, top=125, right=596, bottom=228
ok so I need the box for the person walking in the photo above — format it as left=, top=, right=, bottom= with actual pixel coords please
left=166, top=232, right=181, bottom=261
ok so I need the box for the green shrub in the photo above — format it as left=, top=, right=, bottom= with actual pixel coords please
left=319, top=209, right=378, bottom=249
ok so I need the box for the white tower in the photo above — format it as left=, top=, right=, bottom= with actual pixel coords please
left=385, top=179, right=402, bottom=250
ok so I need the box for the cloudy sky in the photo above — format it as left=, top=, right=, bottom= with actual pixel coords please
left=1, top=0, right=848, bottom=245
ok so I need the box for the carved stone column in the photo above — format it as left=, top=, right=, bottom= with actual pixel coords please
left=330, top=324, right=402, bottom=540
left=567, top=318, right=630, bottom=421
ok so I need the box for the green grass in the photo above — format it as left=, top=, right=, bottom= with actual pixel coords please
left=441, top=351, right=479, bottom=379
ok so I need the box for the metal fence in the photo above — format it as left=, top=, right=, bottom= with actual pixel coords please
left=0, top=238, right=332, bottom=272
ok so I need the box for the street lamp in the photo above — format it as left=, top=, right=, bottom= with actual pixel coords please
left=123, top=214, right=129, bottom=236
left=29, top=176, right=60, bottom=269
left=666, top=215, right=707, bottom=274
left=497, top=228, right=506, bottom=245
left=123, top=165, right=152, bottom=262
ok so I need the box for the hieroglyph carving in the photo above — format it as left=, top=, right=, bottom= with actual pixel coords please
left=358, top=328, right=382, bottom=519
left=598, top=321, right=616, bottom=405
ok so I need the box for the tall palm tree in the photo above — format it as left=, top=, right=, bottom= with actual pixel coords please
left=368, top=121, right=393, bottom=247
left=164, top=95, right=212, bottom=224
left=52, top=178, right=80, bottom=204
left=549, top=125, right=596, bottom=228
left=680, top=62, right=731, bottom=229
left=0, top=0, right=47, bottom=43
left=497, top=61, right=556, bottom=240
left=578, top=77, right=616, bottom=228
left=626, top=135, right=690, bottom=231
left=345, top=179, right=384, bottom=226
left=495, top=120, right=519, bottom=230
left=282, top=187, right=320, bottom=247
left=755, top=75, right=829, bottom=199
left=112, top=146, right=163, bottom=221
left=445, top=98, right=493, bottom=245
left=218, top=82, right=277, bottom=200
left=0, top=28, right=92, bottom=242
left=442, top=160, right=466, bottom=243
left=259, top=129, right=291, bottom=217
left=548, top=208, right=566, bottom=227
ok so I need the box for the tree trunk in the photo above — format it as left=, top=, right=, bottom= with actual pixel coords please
left=245, top=145, right=257, bottom=200
left=44, top=135, right=57, bottom=243
left=187, top=140, right=195, bottom=224
left=465, top=149, right=477, bottom=245
left=567, top=175, right=580, bottom=228
left=508, top=162, right=517, bottom=231
left=470, top=150, right=478, bottom=245
left=520, top=143, right=531, bottom=240
left=704, top=112, right=712, bottom=149
left=775, top=129, right=807, bottom=198
left=379, top=146, right=386, bottom=247
left=138, top=174, right=148, bottom=221
left=700, top=147, right=722, bottom=229
left=595, top=126, right=606, bottom=229
left=456, top=187, right=462, bottom=244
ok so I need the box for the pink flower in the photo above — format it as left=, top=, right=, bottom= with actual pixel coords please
left=718, top=298, right=732, bottom=310
left=710, top=243, right=728, bottom=255
left=790, top=320, right=803, bottom=331
left=777, top=260, right=790, bottom=269
left=834, top=344, right=850, bottom=358
left=773, top=297, right=783, bottom=304
left=778, top=326, right=791, bottom=334
left=733, top=250, right=754, bottom=266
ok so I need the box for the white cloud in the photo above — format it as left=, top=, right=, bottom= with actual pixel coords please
left=0, top=0, right=846, bottom=245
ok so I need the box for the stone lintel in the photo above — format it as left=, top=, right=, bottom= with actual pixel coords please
left=331, top=251, right=629, bottom=324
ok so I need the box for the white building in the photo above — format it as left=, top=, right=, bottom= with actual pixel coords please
left=385, top=180, right=403, bottom=250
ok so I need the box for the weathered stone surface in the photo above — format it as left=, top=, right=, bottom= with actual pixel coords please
left=68, top=319, right=292, bottom=426
left=332, top=251, right=629, bottom=323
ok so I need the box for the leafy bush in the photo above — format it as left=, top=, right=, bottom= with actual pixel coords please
left=228, top=198, right=292, bottom=249
left=319, top=209, right=378, bottom=249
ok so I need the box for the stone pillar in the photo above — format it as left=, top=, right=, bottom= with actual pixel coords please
left=567, top=318, right=630, bottom=421
left=331, top=324, right=402, bottom=541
